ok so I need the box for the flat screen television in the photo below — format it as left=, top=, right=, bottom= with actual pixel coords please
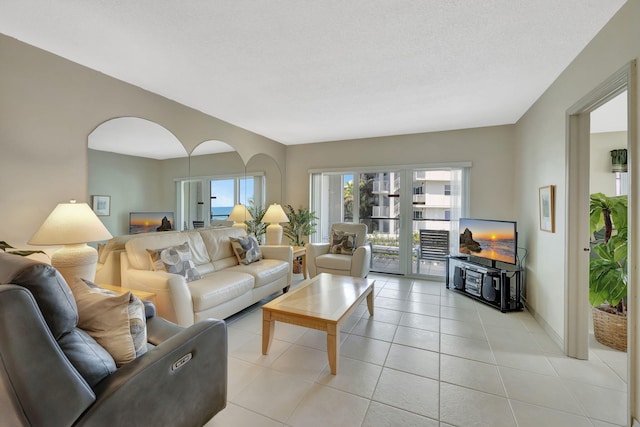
left=459, top=218, right=517, bottom=266
left=129, top=212, right=174, bottom=235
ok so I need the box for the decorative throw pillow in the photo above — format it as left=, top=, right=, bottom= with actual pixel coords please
left=329, top=230, right=357, bottom=255
left=146, top=242, right=202, bottom=282
left=69, top=278, right=148, bottom=366
left=230, top=234, right=263, bottom=265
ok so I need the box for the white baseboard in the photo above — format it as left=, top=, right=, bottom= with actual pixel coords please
left=523, top=300, right=564, bottom=352
left=632, top=417, right=639, bottom=427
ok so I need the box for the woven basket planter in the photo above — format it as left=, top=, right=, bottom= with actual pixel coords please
left=592, top=306, right=627, bottom=352
left=292, top=258, right=302, bottom=274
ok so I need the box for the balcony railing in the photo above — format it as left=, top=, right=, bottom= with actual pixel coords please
left=373, top=181, right=390, bottom=193
left=412, top=194, right=450, bottom=207
left=372, top=206, right=390, bottom=217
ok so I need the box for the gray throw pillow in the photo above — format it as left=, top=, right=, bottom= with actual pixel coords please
left=146, top=242, right=202, bottom=282
left=329, top=231, right=357, bottom=255
left=230, top=234, right=263, bottom=265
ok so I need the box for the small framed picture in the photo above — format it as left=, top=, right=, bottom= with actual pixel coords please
left=539, top=185, right=555, bottom=233
left=92, top=195, right=111, bottom=216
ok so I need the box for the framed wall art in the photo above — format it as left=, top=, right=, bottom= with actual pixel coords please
left=92, top=195, right=111, bottom=216
left=539, top=185, right=555, bottom=233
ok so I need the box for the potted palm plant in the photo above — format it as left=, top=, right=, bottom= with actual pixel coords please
left=245, top=202, right=267, bottom=244
left=589, top=192, right=627, bottom=351
left=283, top=205, right=318, bottom=273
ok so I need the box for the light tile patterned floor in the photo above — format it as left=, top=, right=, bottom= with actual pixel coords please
left=206, top=274, right=628, bottom=427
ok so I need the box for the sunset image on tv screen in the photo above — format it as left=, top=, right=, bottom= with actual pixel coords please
left=459, top=219, right=516, bottom=264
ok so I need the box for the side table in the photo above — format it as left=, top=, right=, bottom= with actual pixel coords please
left=292, top=246, right=307, bottom=279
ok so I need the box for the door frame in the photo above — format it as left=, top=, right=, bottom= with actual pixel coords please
left=565, top=61, right=637, bottom=423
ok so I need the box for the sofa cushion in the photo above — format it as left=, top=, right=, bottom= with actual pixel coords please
left=0, top=254, right=77, bottom=340
left=147, top=242, right=202, bottom=282
left=184, top=231, right=212, bottom=266
left=188, top=271, right=254, bottom=311
left=199, top=227, right=246, bottom=267
left=316, top=253, right=355, bottom=271
left=230, top=234, right=263, bottom=265
left=69, top=278, right=146, bottom=366
left=232, top=259, right=289, bottom=288
left=329, top=230, right=357, bottom=255
left=125, top=231, right=187, bottom=271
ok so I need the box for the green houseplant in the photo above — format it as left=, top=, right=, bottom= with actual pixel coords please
left=245, top=202, right=267, bottom=244
left=283, top=205, right=318, bottom=247
left=589, top=192, right=627, bottom=351
left=283, top=205, right=318, bottom=274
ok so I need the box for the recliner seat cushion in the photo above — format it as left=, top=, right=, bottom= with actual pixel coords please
left=0, top=253, right=118, bottom=387
left=57, top=328, right=116, bottom=387
left=188, top=271, right=254, bottom=311
left=315, top=254, right=354, bottom=271
left=0, top=254, right=77, bottom=339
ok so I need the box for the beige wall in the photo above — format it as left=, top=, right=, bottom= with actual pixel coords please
left=515, top=0, right=639, bottom=421
left=515, top=0, right=639, bottom=340
left=0, top=34, right=286, bottom=253
left=285, top=125, right=516, bottom=220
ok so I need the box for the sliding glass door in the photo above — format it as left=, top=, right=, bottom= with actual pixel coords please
left=410, top=169, right=464, bottom=277
left=311, top=165, right=468, bottom=278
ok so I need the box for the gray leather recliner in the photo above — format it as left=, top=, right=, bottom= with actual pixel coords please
left=0, top=252, right=227, bottom=427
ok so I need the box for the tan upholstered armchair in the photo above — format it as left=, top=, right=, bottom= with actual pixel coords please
left=305, top=223, right=371, bottom=278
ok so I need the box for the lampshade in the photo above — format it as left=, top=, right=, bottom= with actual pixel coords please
left=262, top=204, right=289, bottom=245
left=262, top=204, right=289, bottom=224
left=30, top=201, right=113, bottom=245
left=227, top=204, right=253, bottom=230
left=228, top=204, right=253, bottom=222
left=29, top=200, right=113, bottom=284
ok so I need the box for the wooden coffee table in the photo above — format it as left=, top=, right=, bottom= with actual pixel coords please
left=262, top=273, right=374, bottom=374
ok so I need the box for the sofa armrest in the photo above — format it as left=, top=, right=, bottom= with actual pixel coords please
left=77, top=319, right=227, bottom=427
left=350, top=245, right=372, bottom=278
left=305, top=243, right=330, bottom=278
left=145, top=316, right=184, bottom=346
left=259, top=245, right=293, bottom=263
left=95, top=249, right=125, bottom=286
left=126, top=270, right=193, bottom=326
left=260, top=245, right=293, bottom=285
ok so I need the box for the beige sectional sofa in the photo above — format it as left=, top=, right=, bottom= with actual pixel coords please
left=122, top=227, right=292, bottom=326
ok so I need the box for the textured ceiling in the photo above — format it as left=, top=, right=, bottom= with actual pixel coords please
left=1, top=1, right=627, bottom=146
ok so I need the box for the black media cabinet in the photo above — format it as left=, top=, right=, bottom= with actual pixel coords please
left=445, top=256, right=523, bottom=312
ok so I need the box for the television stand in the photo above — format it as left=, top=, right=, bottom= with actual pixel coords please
left=445, top=256, right=523, bottom=312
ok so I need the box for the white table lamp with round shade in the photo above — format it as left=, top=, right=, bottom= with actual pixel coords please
left=262, top=204, right=289, bottom=245
left=28, top=200, right=113, bottom=284
left=227, top=204, right=253, bottom=230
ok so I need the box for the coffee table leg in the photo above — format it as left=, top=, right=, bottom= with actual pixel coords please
left=262, top=310, right=275, bottom=355
left=366, top=286, right=374, bottom=316
left=327, top=323, right=340, bottom=374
